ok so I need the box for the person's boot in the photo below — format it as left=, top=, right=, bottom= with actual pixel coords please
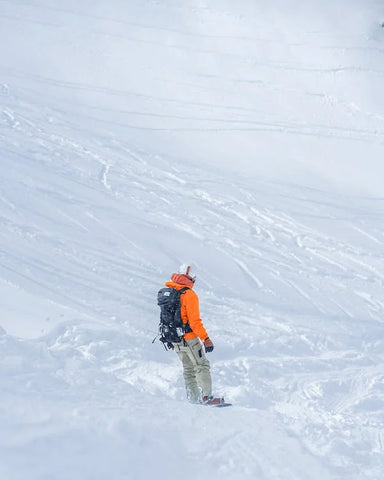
left=202, top=395, right=224, bottom=405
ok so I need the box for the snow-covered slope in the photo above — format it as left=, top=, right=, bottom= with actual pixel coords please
left=1, top=1, right=384, bottom=479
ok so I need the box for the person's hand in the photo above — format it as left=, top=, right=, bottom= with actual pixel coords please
left=204, top=337, right=214, bottom=353
left=167, top=342, right=174, bottom=350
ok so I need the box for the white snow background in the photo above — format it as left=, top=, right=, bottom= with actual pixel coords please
left=1, top=0, right=384, bottom=479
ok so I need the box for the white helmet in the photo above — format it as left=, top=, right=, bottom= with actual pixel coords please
left=178, top=264, right=196, bottom=282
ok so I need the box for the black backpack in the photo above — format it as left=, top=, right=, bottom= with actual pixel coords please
left=157, top=287, right=192, bottom=344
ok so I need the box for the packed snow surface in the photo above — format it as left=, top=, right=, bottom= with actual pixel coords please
left=1, top=1, right=384, bottom=479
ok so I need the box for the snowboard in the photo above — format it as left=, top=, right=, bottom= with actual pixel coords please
left=214, top=402, right=232, bottom=408
left=202, top=399, right=232, bottom=408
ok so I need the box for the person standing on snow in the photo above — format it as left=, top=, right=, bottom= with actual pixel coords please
left=163, top=264, right=222, bottom=405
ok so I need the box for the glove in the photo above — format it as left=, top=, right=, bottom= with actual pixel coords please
left=204, top=337, right=214, bottom=353
left=167, top=342, right=174, bottom=350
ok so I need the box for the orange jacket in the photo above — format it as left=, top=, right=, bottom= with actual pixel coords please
left=164, top=280, right=209, bottom=341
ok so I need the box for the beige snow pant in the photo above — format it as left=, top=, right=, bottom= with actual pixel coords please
left=173, top=337, right=212, bottom=403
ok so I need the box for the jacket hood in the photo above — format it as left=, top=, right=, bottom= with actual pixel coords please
left=166, top=277, right=194, bottom=289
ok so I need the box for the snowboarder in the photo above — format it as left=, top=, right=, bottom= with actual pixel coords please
left=160, top=264, right=222, bottom=405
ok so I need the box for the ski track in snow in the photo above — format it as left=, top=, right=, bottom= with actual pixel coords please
left=1, top=1, right=384, bottom=479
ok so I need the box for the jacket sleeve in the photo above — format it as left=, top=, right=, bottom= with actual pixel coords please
left=184, top=290, right=209, bottom=341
